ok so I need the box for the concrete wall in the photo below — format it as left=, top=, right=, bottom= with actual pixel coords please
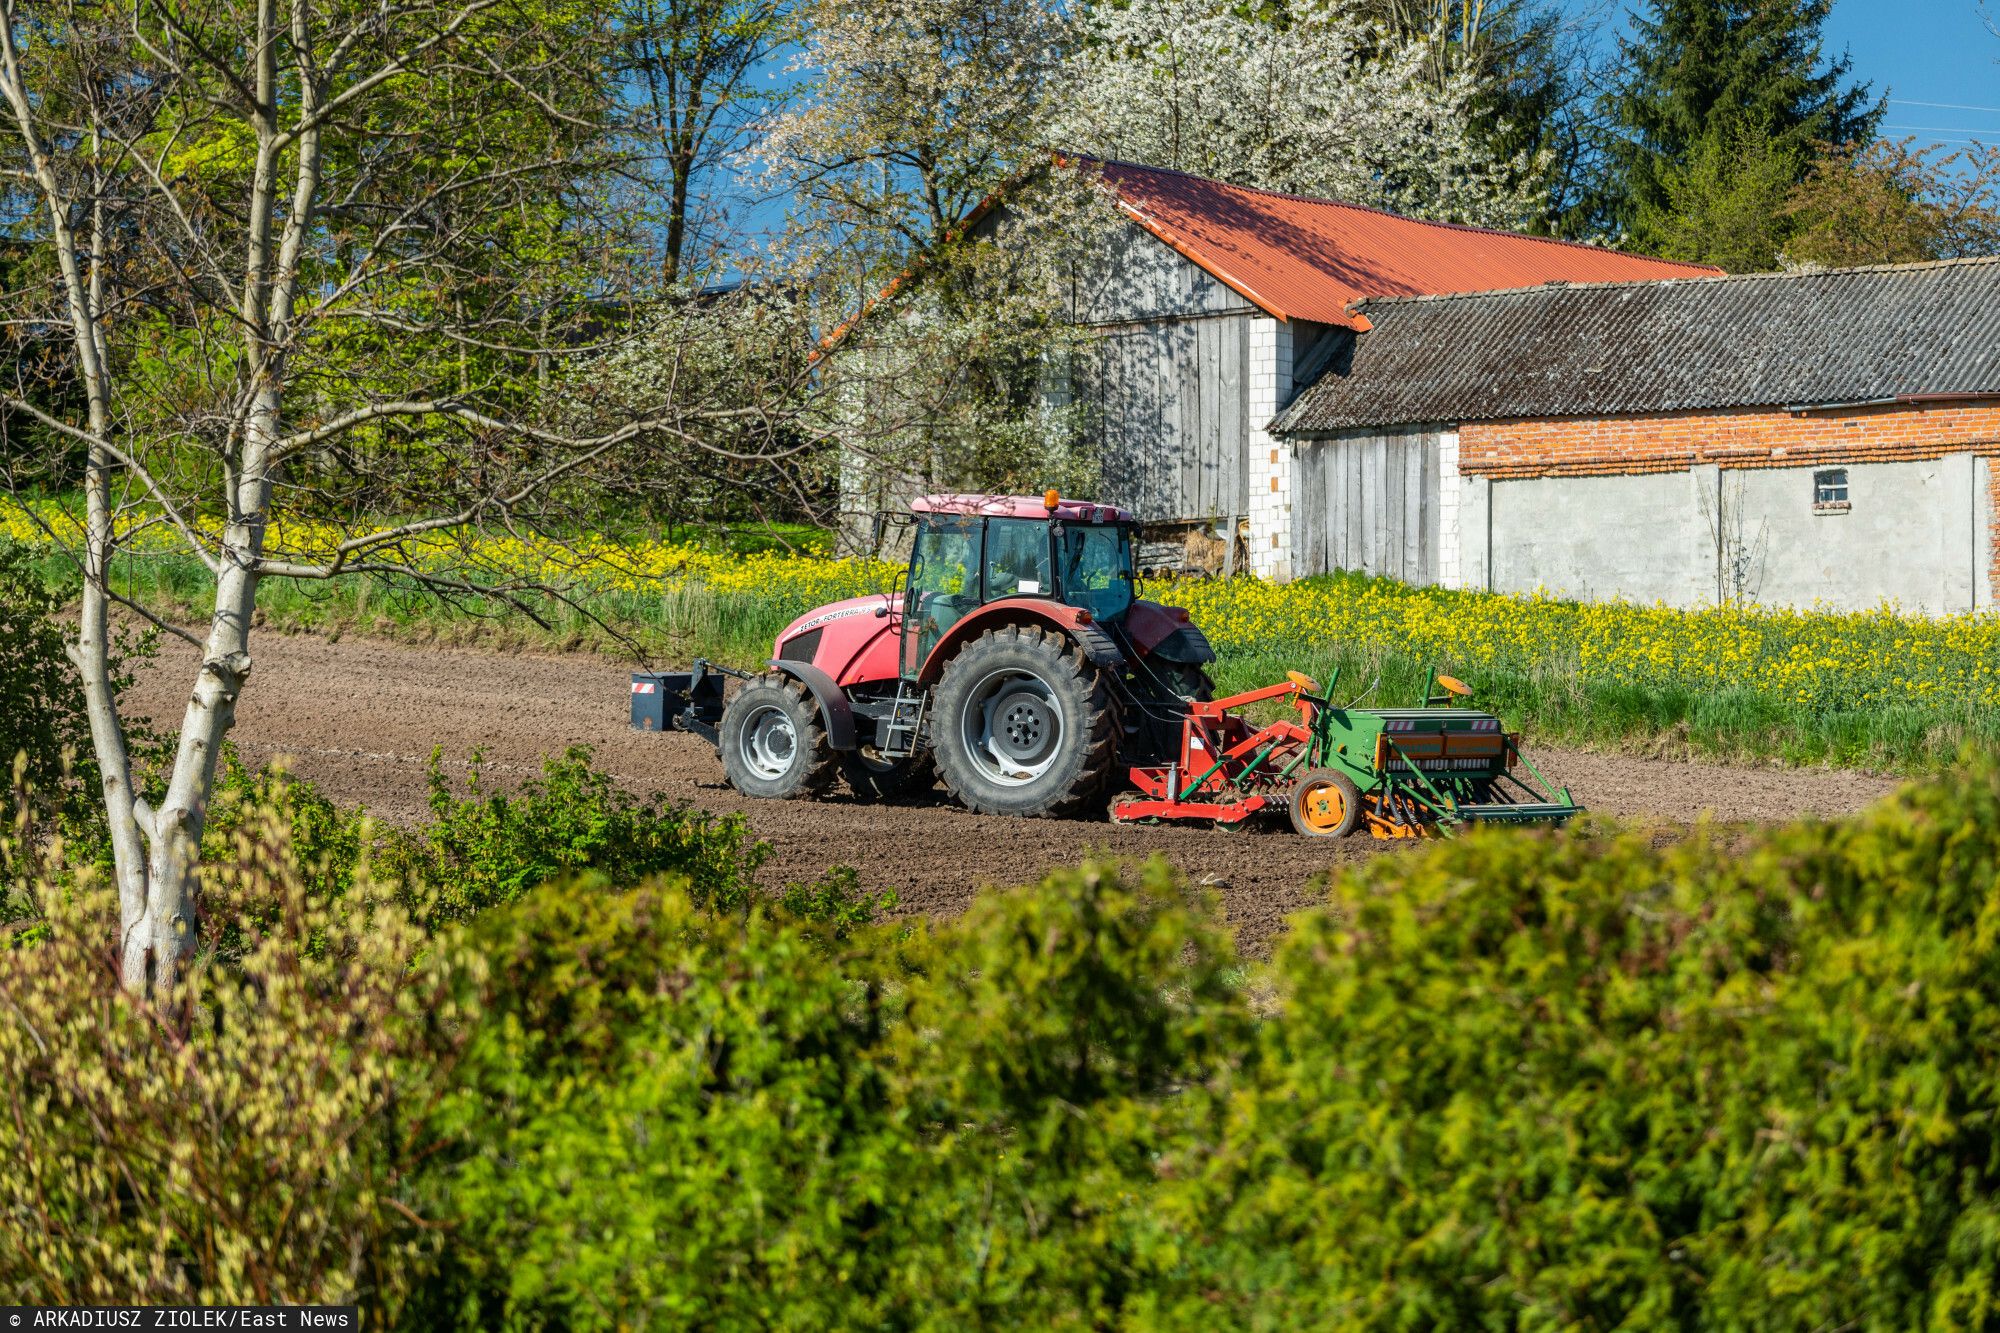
left=1983, top=453, right=1998, bottom=612
left=1455, top=454, right=1994, bottom=612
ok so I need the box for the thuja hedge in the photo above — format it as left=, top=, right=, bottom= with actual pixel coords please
left=5, top=754, right=2000, bottom=1328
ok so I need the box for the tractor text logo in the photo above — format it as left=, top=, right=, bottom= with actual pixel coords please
left=795, top=605, right=870, bottom=632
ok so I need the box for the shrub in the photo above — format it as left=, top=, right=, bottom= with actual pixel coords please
left=407, top=859, right=1240, bottom=1330
left=18, top=739, right=2000, bottom=1328
left=382, top=744, right=770, bottom=924
left=0, top=541, right=82, bottom=802
left=1166, top=757, right=2000, bottom=1329
left=0, top=797, right=471, bottom=1307
left=0, top=540, right=150, bottom=850
left=877, top=862, right=1247, bottom=1327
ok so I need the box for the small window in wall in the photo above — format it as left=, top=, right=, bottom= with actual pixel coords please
left=1813, top=467, right=1850, bottom=513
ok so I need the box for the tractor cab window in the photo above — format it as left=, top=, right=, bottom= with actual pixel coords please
left=983, top=519, right=1053, bottom=599
left=1059, top=523, right=1134, bottom=621
left=904, top=516, right=981, bottom=675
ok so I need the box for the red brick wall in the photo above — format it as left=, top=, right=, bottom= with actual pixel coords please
left=1457, top=398, right=2000, bottom=607
left=1459, top=400, right=2000, bottom=479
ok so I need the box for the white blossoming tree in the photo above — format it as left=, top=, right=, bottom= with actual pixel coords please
left=754, top=0, right=1118, bottom=527
left=1062, top=0, right=1544, bottom=227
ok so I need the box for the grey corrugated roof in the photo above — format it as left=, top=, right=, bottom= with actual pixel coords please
left=1272, top=258, right=2000, bottom=435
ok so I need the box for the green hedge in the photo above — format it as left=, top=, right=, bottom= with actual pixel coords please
left=1182, top=759, right=2000, bottom=1329
left=7, top=753, right=2000, bottom=1327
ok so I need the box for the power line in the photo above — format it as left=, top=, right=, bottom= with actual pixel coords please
left=1882, top=123, right=2000, bottom=135
left=1890, top=99, right=2000, bottom=114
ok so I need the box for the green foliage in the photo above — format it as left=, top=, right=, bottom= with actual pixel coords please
left=404, top=757, right=2000, bottom=1328
left=0, top=541, right=90, bottom=818
left=382, top=744, right=769, bottom=924
left=0, top=538, right=162, bottom=849
left=775, top=864, right=898, bottom=940
left=879, top=864, right=1245, bottom=1327
left=1168, top=756, right=2000, bottom=1328
left=1633, top=124, right=1804, bottom=270
left=1605, top=0, right=1881, bottom=250
left=407, top=884, right=916, bottom=1328
left=14, top=723, right=2000, bottom=1326
left=410, top=860, right=1242, bottom=1329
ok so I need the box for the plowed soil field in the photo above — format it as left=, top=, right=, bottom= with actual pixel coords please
left=129, top=632, right=1901, bottom=950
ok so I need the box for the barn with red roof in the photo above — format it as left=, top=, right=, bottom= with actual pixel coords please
left=952, top=158, right=1717, bottom=579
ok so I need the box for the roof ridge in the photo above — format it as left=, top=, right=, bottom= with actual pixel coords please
left=1352, top=254, right=2000, bottom=310
left=1079, top=154, right=1720, bottom=274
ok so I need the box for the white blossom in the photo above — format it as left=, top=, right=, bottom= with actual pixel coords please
left=1060, top=0, right=1543, bottom=227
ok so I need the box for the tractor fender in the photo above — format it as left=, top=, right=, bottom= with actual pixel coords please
left=764, top=659, right=859, bottom=751
left=916, top=598, right=1125, bottom=683
left=1125, top=599, right=1216, bottom=664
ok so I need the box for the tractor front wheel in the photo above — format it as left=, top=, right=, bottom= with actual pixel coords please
left=719, top=674, right=836, bottom=800
left=932, top=625, right=1118, bottom=818
left=1290, top=768, right=1363, bottom=837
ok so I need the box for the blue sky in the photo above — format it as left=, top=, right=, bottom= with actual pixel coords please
left=1821, top=0, right=2000, bottom=146
left=1587, top=0, right=2000, bottom=148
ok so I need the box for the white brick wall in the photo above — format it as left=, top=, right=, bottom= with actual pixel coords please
left=1245, top=317, right=1294, bottom=580
left=1437, top=429, right=1462, bottom=589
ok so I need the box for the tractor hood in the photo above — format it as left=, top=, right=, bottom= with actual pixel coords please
left=772, top=594, right=903, bottom=688
left=774, top=596, right=888, bottom=647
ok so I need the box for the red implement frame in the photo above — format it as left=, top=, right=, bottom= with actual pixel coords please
left=1111, top=675, right=1317, bottom=824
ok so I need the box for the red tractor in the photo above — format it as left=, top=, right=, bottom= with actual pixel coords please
left=630, top=492, right=1581, bottom=836
left=632, top=492, right=1215, bottom=819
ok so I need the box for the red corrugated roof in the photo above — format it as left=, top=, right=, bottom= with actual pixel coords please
left=1086, top=158, right=1722, bottom=329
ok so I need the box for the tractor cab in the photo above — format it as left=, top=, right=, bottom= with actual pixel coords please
left=898, top=493, right=1136, bottom=676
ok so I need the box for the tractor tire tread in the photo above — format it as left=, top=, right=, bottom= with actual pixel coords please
left=933, top=624, right=1119, bottom=819
left=719, top=674, right=836, bottom=800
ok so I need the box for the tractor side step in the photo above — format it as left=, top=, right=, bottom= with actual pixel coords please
left=875, top=681, right=928, bottom=759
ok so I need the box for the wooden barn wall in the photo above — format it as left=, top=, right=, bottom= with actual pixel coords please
left=1291, top=428, right=1442, bottom=583
left=1067, top=219, right=1259, bottom=324
left=1082, top=312, right=1254, bottom=523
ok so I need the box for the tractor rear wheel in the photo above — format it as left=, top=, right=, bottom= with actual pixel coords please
left=1157, top=661, right=1215, bottom=701
left=719, top=674, right=836, bottom=800
left=931, top=625, right=1118, bottom=818
left=1290, top=768, right=1363, bottom=837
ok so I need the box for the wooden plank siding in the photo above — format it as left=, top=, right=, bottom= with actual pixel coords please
left=1292, top=428, right=1442, bottom=584
left=1080, top=310, right=1257, bottom=524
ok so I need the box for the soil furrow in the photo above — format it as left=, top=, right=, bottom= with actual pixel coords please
left=129, top=631, right=1902, bottom=950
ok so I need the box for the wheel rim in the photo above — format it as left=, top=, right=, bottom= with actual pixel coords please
left=739, top=703, right=799, bottom=780
left=962, top=667, right=1064, bottom=787
left=1298, top=779, right=1347, bottom=833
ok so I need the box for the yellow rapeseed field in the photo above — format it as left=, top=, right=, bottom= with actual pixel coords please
left=8, top=499, right=1998, bottom=714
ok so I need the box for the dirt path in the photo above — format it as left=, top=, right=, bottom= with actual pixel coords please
left=128, top=632, right=1902, bottom=949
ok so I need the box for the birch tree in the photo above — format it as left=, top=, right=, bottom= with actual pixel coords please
left=0, top=0, right=776, bottom=991
left=1061, top=0, right=1543, bottom=227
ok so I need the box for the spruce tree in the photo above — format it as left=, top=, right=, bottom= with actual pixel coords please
left=1603, top=0, right=1882, bottom=259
